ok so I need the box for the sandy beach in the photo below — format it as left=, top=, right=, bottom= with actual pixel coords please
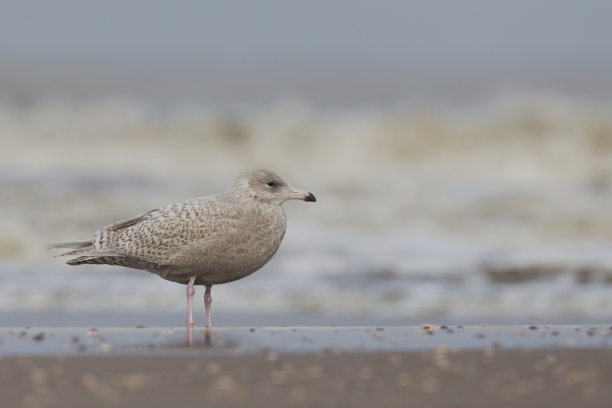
left=1, top=325, right=611, bottom=407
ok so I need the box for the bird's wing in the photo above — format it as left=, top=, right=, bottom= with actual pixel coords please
left=105, top=209, right=159, bottom=231
left=98, top=197, right=245, bottom=265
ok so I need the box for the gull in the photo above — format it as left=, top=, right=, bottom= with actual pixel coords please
left=48, top=169, right=316, bottom=328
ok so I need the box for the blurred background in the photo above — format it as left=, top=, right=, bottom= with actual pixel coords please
left=1, top=0, right=612, bottom=326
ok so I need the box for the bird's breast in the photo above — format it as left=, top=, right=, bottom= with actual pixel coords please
left=166, top=204, right=287, bottom=285
left=238, top=205, right=287, bottom=260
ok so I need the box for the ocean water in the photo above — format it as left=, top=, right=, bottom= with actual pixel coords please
left=2, top=95, right=612, bottom=323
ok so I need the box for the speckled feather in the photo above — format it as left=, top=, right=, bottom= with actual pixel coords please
left=49, top=169, right=314, bottom=287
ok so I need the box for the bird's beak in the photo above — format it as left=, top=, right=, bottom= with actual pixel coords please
left=288, top=189, right=316, bottom=202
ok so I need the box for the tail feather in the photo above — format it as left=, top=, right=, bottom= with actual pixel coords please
left=47, top=240, right=94, bottom=258
left=48, top=239, right=155, bottom=270
left=47, top=240, right=92, bottom=250
left=67, top=255, right=116, bottom=266
left=66, top=255, right=160, bottom=271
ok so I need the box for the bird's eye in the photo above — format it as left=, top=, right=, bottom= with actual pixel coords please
left=267, top=181, right=276, bottom=187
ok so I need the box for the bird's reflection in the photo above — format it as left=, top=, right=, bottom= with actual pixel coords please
left=186, top=326, right=212, bottom=347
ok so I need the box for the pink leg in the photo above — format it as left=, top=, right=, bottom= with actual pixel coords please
left=204, top=285, right=212, bottom=328
left=186, top=277, right=196, bottom=328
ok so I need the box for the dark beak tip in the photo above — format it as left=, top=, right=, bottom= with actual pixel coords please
left=305, top=192, right=316, bottom=202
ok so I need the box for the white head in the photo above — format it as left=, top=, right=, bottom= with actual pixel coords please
left=232, top=169, right=316, bottom=206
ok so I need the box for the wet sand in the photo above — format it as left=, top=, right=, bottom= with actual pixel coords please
left=1, top=325, right=611, bottom=407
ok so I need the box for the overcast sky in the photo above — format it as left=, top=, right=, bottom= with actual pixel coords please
left=2, top=1, right=611, bottom=105
left=1, top=0, right=611, bottom=69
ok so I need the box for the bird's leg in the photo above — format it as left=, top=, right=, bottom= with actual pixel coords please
left=204, top=285, right=213, bottom=328
left=186, top=277, right=196, bottom=328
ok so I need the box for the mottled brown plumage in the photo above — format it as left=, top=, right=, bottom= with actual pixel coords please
left=48, top=169, right=316, bottom=327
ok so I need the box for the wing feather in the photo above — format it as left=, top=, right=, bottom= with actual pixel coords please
left=97, top=197, right=245, bottom=265
left=106, top=209, right=158, bottom=231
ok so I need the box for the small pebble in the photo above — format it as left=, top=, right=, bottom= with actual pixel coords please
left=421, top=324, right=437, bottom=332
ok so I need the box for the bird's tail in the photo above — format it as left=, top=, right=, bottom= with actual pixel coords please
left=47, top=240, right=131, bottom=266
left=46, top=240, right=93, bottom=257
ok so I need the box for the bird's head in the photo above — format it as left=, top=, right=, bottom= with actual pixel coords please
left=233, top=169, right=316, bottom=206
